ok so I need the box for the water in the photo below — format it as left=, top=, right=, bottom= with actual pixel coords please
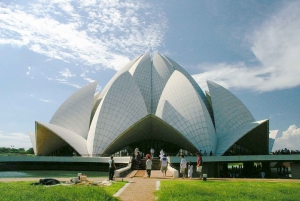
left=0, top=170, right=108, bottom=178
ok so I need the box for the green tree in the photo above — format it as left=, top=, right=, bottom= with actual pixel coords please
left=26, top=148, right=34, bottom=154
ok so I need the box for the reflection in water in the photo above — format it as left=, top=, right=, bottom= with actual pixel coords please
left=0, top=170, right=107, bottom=178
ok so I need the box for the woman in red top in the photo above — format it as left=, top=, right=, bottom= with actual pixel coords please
left=196, top=152, right=203, bottom=179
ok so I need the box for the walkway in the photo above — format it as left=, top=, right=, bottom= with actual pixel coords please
left=115, top=170, right=173, bottom=201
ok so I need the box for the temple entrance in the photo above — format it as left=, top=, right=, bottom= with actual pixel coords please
left=127, top=139, right=182, bottom=157
left=102, top=114, right=199, bottom=156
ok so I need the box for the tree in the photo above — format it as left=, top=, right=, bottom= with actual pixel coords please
left=26, top=148, right=34, bottom=154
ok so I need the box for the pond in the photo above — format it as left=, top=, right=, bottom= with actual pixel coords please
left=0, top=170, right=108, bottom=178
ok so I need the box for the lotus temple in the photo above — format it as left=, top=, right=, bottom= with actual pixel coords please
left=28, top=52, right=277, bottom=157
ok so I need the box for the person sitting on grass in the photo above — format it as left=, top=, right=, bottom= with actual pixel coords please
left=180, top=155, right=187, bottom=179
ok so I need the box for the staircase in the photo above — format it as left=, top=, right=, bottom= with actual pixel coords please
left=131, top=158, right=161, bottom=170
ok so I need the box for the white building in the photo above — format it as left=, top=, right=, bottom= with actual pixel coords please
left=29, top=53, right=276, bottom=157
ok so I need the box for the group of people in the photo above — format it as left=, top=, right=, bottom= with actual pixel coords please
left=145, top=148, right=168, bottom=177
left=108, top=149, right=204, bottom=180
left=147, top=149, right=204, bottom=179
left=180, top=152, right=203, bottom=179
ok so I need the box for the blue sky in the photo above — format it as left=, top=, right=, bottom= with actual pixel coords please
left=0, top=0, right=300, bottom=151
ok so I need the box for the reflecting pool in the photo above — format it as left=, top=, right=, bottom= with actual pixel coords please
left=0, top=170, right=108, bottom=178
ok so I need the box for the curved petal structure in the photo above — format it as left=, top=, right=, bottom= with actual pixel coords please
left=87, top=72, right=148, bottom=156
left=50, top=82, right=98, bottom=139
left=156, top=70, right=217, bottom=153
left=32, top=53, right=272, bottom=157
left=36, top=121, right=88, bottom=156
left=207, top=80, right=255, bottom=137
left=28, top=131, right=37, bottom=155
left=151, top=53, right=175, bottom=113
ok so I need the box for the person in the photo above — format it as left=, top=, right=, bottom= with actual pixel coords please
left=196, top=152, right=203, bottom=179
left=160, top=149, right=164, bottom=159
left=160, top=154, right=168, bottom=177
left=108, top=155, right=116, bottom=180
left=187, top=161, right=193, bottom=179
left=180, top=155, right=187, bottom=179
left=146, top=153, right=151, bottom=159
left=209, top=151, right=213, bottom=156
left=134, top=148, right=139, bottom=160
left=146, top=155, right=152, bottom=177
left=150, top=147, right=155, bottom=158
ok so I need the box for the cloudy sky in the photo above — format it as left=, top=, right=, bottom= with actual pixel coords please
left=1, top=0, right=300, bottom=151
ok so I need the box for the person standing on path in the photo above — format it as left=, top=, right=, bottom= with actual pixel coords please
left=187, top=161, right=193, bottom=179
left=160, top=149, right=164, bottom=159
left=180, top=155, right=187, bottom=179
left=146, top=155, right=152, bottom=177
left=196, top=152, right=203, bottom=179
left=108, top=155, right=116, bottom=180
left=160, top=154, right=168, bottom=177
left=150, top=147, right=155, bottom=158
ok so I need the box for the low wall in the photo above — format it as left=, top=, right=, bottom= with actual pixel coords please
left=115, top=157, right=133, bottom=178
left=0, top=156, right=131, bottom=171
left=291, top=163, right=300, bottom=179
left=167, top=164, right=179, bottom=178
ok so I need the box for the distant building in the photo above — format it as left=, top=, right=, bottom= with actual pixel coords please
left=29, top=53, right=277, bottom=156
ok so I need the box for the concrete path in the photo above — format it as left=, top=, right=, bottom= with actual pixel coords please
left=115, top=170, right=173, bottom=201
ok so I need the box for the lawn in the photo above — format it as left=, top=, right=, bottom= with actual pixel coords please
left=156, top=180, right=300, bottom=201
left=0, top=181, right=125, bottom=201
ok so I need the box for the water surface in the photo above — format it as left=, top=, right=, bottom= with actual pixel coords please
left=0, top=170, right=108, bottom=178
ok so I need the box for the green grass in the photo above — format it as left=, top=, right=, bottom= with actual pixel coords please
left=155, top=180, right=300, bottom=201
left=0, top=181, right=125, bottom=201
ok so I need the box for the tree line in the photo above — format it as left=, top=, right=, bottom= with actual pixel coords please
left=0, top=147, right=34, bottom=154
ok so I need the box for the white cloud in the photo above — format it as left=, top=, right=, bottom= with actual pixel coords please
left=59, top=68, right=76, bottom=78
left=0, top=0, right=167, bottom=71
left=0, top=132, right=32, bottom=149
left=26, top=66, right=31, bottom=75
left=83, top=77, right=95, bottom=83
left=272, top=125, right=300, bottom=151
left=29, top=94, right=53, bottom=103
left=192, top=1, right=300, bottom=92
left=39, top=99, right=53, bottom=103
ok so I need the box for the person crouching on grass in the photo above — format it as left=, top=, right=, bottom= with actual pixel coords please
left=180, top=155, right=187, bottom=179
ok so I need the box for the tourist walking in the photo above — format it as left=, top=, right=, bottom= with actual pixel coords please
left=160, top=149, right=164, bottom=159
left=160, top=154, right=168, bottom=177
left=146, top=155, right=152, bottom=177
left=180, top=155, right=187, bottom=179
left=134, top=148, right=139, bottom=160
left=196, top=152, right=203, bottom=179
left=150, top=147, right=155, bottom=158
left=187, top=161, right=193, bottom=179
left=108, top=155, right=116, bottom=180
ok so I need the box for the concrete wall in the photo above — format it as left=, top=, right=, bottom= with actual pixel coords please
left=290, top=163, right=300, bottom=179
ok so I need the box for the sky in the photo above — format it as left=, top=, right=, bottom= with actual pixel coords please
left=0, top=0, right=300, bottom=152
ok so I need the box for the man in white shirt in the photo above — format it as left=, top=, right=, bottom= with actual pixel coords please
left=146, top=155, right=152, bottom=177
left=160, top=154, right=168, bottom=177
left=180, top=155, right=187, bottom=179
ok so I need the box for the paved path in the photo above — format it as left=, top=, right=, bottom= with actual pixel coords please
left=115, top=170, right=173, bottom=201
